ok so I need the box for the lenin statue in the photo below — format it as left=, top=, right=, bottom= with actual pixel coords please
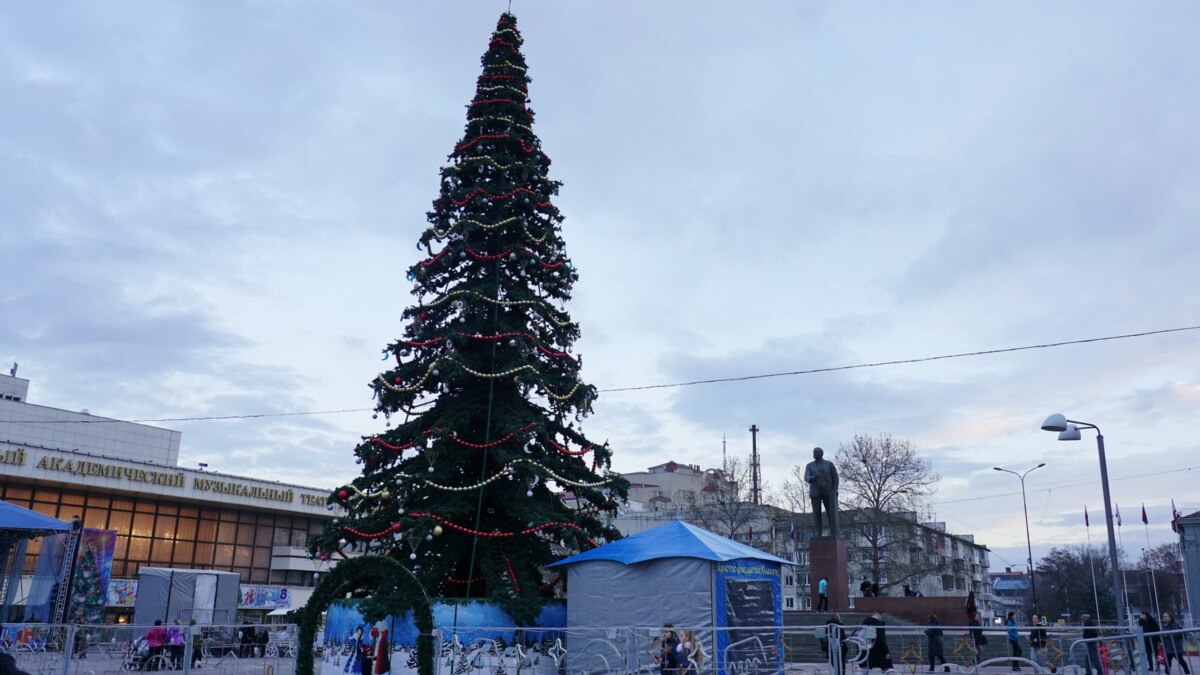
left=804, top=447, right=839, bottom=539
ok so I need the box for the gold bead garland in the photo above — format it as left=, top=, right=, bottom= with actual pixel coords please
left=475, top=85, right=529, bottom=99
left=396, top=457, right=612, bottom=492
left=484, top=61, right=526, bottom=72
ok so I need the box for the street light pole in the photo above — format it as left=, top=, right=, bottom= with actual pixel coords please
left=994, top=463, right=1045, bottom=612
left=1042, top=414, right=1128, bottom=627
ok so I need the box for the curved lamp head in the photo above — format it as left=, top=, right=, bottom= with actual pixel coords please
left=1041, top=413, right=1069, bottom=432
left=1057, top=424, right=1082, bottom=441
left=1035, top=462, right=1046, bottom=469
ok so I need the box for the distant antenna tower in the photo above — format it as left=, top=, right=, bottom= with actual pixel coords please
left=722, top=434, right=727, bottom=469
left=749, top=424, right=761, bottom=506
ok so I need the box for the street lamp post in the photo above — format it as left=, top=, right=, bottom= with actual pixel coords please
left=1041, top=413, right=1128, bottom=627
left=994, top=463, right=1046, bottom=612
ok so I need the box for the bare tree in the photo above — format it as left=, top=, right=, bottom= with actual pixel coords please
left=836, top=433, right=940, bottom=593
left=1138, top=543, right=1187, bottom=616
left=778, top=464, right=812, bottom=516
left=684, top=457, right=759, bottom=539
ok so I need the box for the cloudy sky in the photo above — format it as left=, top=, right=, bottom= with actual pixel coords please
left=4, top=1, right=1199, bottom=570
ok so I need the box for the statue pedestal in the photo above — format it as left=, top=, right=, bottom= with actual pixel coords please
left=808, top=538, right=849, bottom=612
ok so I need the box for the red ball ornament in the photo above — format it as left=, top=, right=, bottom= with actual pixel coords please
left=337, top=489, right=349, bottom=500
left=419, top=312, right=429, bottom=320
left=393, top=377, right=403, bottom=384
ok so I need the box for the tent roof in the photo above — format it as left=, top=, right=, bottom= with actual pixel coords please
left=548, top=520, right=794, bottom=567
left=0, top=500, right=71, bottom=537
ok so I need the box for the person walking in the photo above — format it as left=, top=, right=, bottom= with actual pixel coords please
left=655, top=626, right=681, bottom=675
left=1162, top=613, right=1191, bottom=675
left=817, top=577, right=829, bottom=612
left=862, top=612, right=892, bottom=674
left=1006, top=612, right=1023, bottom=671
left=925, top=614, right=947, bottom=671
left=965, top=591, right=978, bottom=622
left=969, top=611, right=989, bottom=665
left=146, top=620, right=168, bottom=670
left=860, top=576, right=872, bottom=598
left=1081, top=613, right=1102, bottom=675
left=189, top=620, right=203, bottom=669
left=825, top=614, right=848, bottom=669
left=1140, top=612, right=1164, bottom=673
left=1029, top=614, right=1048, bottom=671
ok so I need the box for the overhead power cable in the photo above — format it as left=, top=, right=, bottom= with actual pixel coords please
left=4, top=324, right=1197, bottom=424
left=598, top=324, right=1200, bottom=393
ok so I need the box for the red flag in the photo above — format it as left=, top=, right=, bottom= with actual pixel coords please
left=1116, top=503, right=1122, bottom=527
left=1085, top=505, right=1090, bottom=528
left=1142, top=503, right=1149, bottom=525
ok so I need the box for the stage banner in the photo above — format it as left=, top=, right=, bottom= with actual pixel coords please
left=67, top=529, right=117, bottom=624
left=713, top=557, right=783, bottom=675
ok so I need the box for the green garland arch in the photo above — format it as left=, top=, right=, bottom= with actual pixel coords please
left=294, top=555, right=434, bottom=675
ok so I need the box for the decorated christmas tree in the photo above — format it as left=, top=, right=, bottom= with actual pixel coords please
left=311, top=12, right=627, bottom=624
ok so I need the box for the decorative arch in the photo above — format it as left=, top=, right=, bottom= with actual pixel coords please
left=295, top=555, right=435, bottom=675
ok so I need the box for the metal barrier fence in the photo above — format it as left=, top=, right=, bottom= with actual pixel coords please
left=3, top=621, right=1194, bottom=675
left=422, top=623, right=1199, bottom=675
left=0, top=623, right=297, bottom=675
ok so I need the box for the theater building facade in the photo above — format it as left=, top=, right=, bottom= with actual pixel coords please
left=0, top=371, right=336, bottom=623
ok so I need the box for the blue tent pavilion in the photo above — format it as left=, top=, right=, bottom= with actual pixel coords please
left=551, top=520, right=792, bottom=675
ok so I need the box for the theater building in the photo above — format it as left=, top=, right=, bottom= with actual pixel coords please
left=0, top=371, right=336, bottom=622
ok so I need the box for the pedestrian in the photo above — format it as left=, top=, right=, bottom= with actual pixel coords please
left=256, top=627, right=269, bottom=658
left=817, top=577, right=829, bottom=612
left=966, top=591, right=978, bottom=623
left=825, top=613, right=848, bottom=668
left=1006, top=611, right=1023, bottom=671
left=189, top=620, right=203, bottom=668
left=168, top=619, right=185, bottom=669
left=1081, top=613, right=1102, bottom=675
left=657, top=624, right=686, bottom=672
left=239, top=621, right=255, bottom=659
left=1161, top=612, right=1190, bottom=675
left=1029, top=614, right=1048, bottom=671
left=860, top=576, right=872, bottom=598
left=870, top=580, right=881, bottom=597
left=969, top=611, right=989, bottom=664
left=862, top=612, right=892, bottom=674
left=680, top=630, right=704, bottom=675
left=925, top=614, right=947, bottom=671
left=0, top=652, right=32, bottom=675
left=146, top=620, right=168, bottom=670
left=1140, top=612, right=1163, bottom=673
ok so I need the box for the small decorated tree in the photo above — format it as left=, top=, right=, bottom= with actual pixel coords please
left=311, top=12, right=627, bottom=624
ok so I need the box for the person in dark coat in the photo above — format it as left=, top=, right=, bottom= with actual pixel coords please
left=0, top=652, right=32, bottom=675
left=1140, top=612, right=1163, bottom=672
left=1161, top=612, right=1191, bottom=675
left=1081, top=613, right=1102, bottom=675
left=1029, top=614, right=1048, bottom=671
left=965, top=591, right=978, bottom=622
left=655, top=626, right=681, bottom=675
left=825, top=614, right=848, bottom=667
left=862, top=612, right=892, bottom=673
left=969, top=611, right=989, bottom=664
left=925, top=614, right=947, bottom=671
